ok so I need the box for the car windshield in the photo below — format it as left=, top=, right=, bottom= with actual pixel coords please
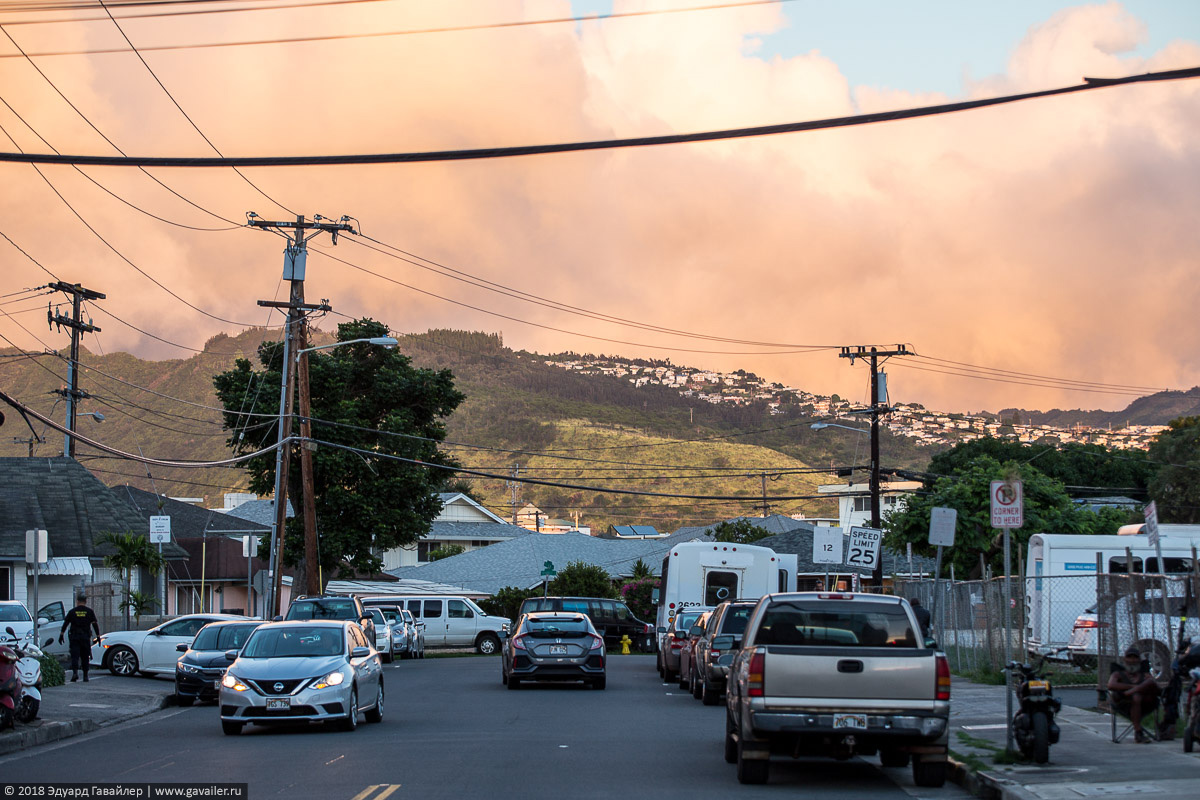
left=0, top=605, right=32, bottom=623
left=286, top=599, right=357, bottom=620
left=369, top=610, right=385, bottom=625
left=524, top=617, right=590, bottom=638
left=757, top=601, right=918, bottom=648
left=675, top=611, right=702, bottom=631
left=401, top=611, right=414, bottom=624
left=241, top=626, right=344, bottom=658
left=192, top=624, right=259, bottom=651
left=720, top=606, right=754, bottom=635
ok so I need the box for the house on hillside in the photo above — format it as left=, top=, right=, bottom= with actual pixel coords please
left=380, top=493, right=531, bottom=570
left=817, top=481, right=923, bottom=531
left=0, top=458, right=189, bottom=638
left=115, top=486, right=273, bottom=617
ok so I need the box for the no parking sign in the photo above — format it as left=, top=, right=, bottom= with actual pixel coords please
left=990, top=480, right=1023, bottom=529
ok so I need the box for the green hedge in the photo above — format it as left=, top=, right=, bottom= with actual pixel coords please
left=39, top=654, right=65, bottom=687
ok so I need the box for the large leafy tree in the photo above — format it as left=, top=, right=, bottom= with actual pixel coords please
left=213, top=318, right=464, bottom=579
left=549, top=561, right=615, bottom=598
left=884, top=456, right=1127, bottom=578
left=1147, top=416, right=1200, bottom=523
left=712, top=519, right=773, bottom=544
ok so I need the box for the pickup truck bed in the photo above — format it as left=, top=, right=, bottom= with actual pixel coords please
left=725, top=592, right=951, bottom=786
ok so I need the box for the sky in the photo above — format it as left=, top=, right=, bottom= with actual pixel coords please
left=1, top=0, right=1199, bottom=416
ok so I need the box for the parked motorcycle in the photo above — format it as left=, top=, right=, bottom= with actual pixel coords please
left=1178, top=637, right=1200, bottom=753
left=1006, top=650, right=1063, bottom=764
left=0, top=643, right=18, bottom=730
left=4, top=626, right=51, bottom=723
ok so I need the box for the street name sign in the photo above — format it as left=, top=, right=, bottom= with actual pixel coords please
left=812, top=526, right=843, bottom=565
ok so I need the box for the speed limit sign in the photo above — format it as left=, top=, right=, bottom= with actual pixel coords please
left=846, top=526, right=883, bottom=571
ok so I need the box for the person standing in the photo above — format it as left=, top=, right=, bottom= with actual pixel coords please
left=910, top=597, right=932, bottom=638
left=59, top=593, right=101, bottom=682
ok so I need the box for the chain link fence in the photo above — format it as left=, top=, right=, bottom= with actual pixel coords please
left=1095, top=572, right=1200, bottom=689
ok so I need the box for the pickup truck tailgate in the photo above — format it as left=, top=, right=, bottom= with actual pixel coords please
left=763, top=647, right=935, bottom=701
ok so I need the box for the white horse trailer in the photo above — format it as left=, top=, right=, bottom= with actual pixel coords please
left=1025, top=526, right=1200, bottom=656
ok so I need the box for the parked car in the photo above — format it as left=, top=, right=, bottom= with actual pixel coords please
left=690, top=600, right=756, bottom=705
left=364, top=609, right=393, bottom=663
left=1067, top=594, right=1199, bottom=679
left=219, top=620, right=384, bottom=735
left=374, top=606, right=412, bottom=660
left=0, top=601, right=36, bottom=643
left=677, top=611, right=711, bottom=690
left=284, top=595, right=375, bottom=641
left=174, top=620, right=265, bottom=705
left=501, top=612, right=606, bottom=690
left=362, top=596, right=508, bottom=653
left=518, top=596, right=654, bottom=651
left=401, top=609, right=425, bottom=659
left=658, top=609, right=706, bottom=682
left=94, top=613, right=247, bottom=676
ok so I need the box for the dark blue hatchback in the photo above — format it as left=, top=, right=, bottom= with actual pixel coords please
left=175, top=621, right=264, bottom=705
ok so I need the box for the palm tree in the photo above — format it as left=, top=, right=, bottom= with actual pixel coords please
left=98, top=532, right=167, bottom=628
left=120, top=591, right=160, bottom=627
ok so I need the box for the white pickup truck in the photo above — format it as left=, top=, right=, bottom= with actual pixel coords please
left=724, top=593, right=951, bottom=786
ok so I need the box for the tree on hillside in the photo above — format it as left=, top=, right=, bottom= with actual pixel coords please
left=884, top=456, right=1127, bottom=578
left=712, top=519, right=773, bottom=544
left=549, top=561, right=615, bottom=598
left=213, top=318, right=464, bottom=580
left=1147, top=416, right=1200, bottom=523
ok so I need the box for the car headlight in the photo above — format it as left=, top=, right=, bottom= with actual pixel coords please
left=222, top=673, right=249, bottom=692
left=177, top=662, right=201, bottom=674
left=314, top=670, right=345, bottom=690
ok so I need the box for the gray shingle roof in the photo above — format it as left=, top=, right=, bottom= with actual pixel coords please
left=426, top=521, right=532, bottom=541
left=0, top=457, right=187, bottom=561
left=222, top=498, right=293, bottom=527
left=116, top=486, right=271, bottom=538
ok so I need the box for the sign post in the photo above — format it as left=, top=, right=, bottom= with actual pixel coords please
left=540, top=561, right=557, bottom=598
left=813, top=526, right=844, bottom=589
left=991, top=479, right=1023, bottom=755
left=150, top=516, right=171, bottom=616
left=1143, top=502, right=1170, bottom=648
left=243, top=536, right=259, bottom=617
left=846, top=527, right=883, bottom=586
left=928, top=507, right=957, bottom=639
left=25, top=529, right=48, bottom=645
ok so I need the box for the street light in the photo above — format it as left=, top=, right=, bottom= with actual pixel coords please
left=296, top=336, right=398, bottom=357
left=79, top=411, right=105, bottom=423
left=810, top=422, right=866, bottom=434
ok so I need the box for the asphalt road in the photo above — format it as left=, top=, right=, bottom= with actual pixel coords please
left=1, top=655, right=969, bottom=800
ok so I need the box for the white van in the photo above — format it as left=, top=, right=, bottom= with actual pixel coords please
left=361, top=596, right=510, bottom=654
left=1025, top=527, right=1200, bottom=656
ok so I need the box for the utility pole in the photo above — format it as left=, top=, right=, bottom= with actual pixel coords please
left=838, top=344, right=912, bottom=589
left=47, top=281, right=105, bottom=458
left=249, top=213, right=353, bottom=615
left=507, top=464, right=521, bottom=523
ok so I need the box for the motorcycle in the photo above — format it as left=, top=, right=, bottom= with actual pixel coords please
left=3, top=626, right=51, bottom=723
left=0, top=643, right=18, bottom=731
left=1179, top=637, right=1200, bottom=753
left=1006, top=649, right=1063, bottom=764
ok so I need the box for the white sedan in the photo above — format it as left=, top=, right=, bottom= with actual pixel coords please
left=94, top=613, right=247, bottom=676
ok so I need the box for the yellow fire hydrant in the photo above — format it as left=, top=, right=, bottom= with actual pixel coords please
left=620, top=635, right=631, bottom=655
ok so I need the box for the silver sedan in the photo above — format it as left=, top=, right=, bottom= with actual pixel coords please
left=219, top=620, right=384, bottom=735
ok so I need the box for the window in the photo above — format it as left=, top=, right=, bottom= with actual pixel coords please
left=423, top=600, right=443, bottom=619
left=757, top=600, right=917, bottom=648
left=563, top=599, right=590, bottom=615
left=406, top=600, right=422, bottom=616
left=0, top=567, right=10, bottom=600
left=704, top=570, right=738, bottom=606
left=0, top=603, right=31, bottom=622
left=778, top=569, right=789, bottom=592
left=614, top=603, right=631, bottom=621
left=38, top=602, right=65, bottom=623
left=1109, top=556, right=1143, bottom=574
left=447, top=600, right=473, bottom=619
left=719, top=606, right=754, bottom=635
left=161, top=618, right=207, bottom=637
left=1146, top=558, right=1195, bottom=574
left=853, top=497, right=871, bottom=512
left=416, top=542, right=443, bottom=563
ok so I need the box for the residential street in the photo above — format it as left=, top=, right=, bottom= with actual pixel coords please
left=0, top=655, right=965, bottom=800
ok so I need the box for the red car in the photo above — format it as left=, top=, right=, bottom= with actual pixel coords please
left=676, top=611, right=711, bottom=691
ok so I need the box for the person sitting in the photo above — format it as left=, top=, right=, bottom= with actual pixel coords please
left=1108, top=647, right=1161, bottom=743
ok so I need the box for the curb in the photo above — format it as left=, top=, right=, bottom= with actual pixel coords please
left=948, top=757, right=1002, bottom=799
left=0, top=719, right=100, bottom=756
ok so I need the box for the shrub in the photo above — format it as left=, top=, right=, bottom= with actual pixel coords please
left=548, top=561, right=615, bottom=598
left=478, top=586, right=540, bottom=624
left=620, top=577, right=659, bottom=622
left=39, top=654, right=65, bottom=687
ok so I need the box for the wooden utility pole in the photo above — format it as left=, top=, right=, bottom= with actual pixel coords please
left=48, top=281, right=105, bottom=457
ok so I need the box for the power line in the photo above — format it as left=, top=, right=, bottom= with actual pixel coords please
left=1, top=0, right=401, bottom=25
left=4, top=66, right=1196, bottom=167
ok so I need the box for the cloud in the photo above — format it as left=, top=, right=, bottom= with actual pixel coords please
left=1, top=1, right=1198, bottom=413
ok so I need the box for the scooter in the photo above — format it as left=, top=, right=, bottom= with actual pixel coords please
left=0, top=643, right=19, bottom=731
left=3, top=626, right=50, bottom=723
left=1007, top=649, right=1063, bottom=764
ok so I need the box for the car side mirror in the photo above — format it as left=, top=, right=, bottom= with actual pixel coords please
left=651, top=588, right=660, bottom=604
left=712, top=635, right=735, bottom=650
left=149, top=629, right=162, bottom=636
left=37, top=617, right=49, bottom=626
left=689, top=625, right=704, bottom=637
left=656, top=626, right=667, bottom=634
left=224, top=649, right=239, bottom=661
left=176, top=643, right=188, bottom=653
left=272, top=615, right=283, bottom=622
left=351, top=646, right=370, bottom=659
left=924, top=637, right=938, bottom=650
left=44, top=638, right=55, bottom=648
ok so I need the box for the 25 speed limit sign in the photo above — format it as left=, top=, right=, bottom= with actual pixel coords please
left=846, top=526, right=883, bottom=571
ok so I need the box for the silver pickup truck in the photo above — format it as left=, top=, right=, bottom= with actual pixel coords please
left=724, top=592, right=951, bottom=786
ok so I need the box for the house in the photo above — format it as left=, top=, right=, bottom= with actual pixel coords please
left=602, top=525, right=665, bottom=539
left=0, top=458, right=188, bottom=634
left=817, top=481, right=923, bottom=530
left=754, top=520, right=936, bottom=590
left=380, top=493, right=532, bottom=570
left=115, top=486, right=273, bottom=617
left=220, top=497, right=294, bottom=527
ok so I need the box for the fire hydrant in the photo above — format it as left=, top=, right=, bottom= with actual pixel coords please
left=620, top=635, right=631, bottom=655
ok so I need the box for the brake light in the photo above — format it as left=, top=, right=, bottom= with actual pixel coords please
left=670, top=640, right=683, bottom=650
left=748, top=649, right=765, bottom=698
left=818, top=593, right=852, bottom=600
left=590, top=635, right=604, bottom=651
left=1073, top=619, right=1108, bottom=629
left=711, top=650, right=721, bottom=659
left=936, top=654, right=951, bottom=701
left=644, top=623, right=652, bottom=634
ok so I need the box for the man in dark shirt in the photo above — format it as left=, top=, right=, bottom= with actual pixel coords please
left=910, top=597, right=932, bottom=638
left=1108, top=647, right=1160, bottom=743
left=58, top=594, right=100, bottom=682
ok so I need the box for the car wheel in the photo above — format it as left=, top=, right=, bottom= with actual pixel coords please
left=592, top=675, right=606, bottom=690
left=365, top=684, right=384, bottom=723
left=221, top=720, right=242, bottom=736
left=879, top=749, right=909, bottom=768
left=1136, top=640, right=1172, bottom=682
left=663, top=665, right=676, bottom=683
left=736, top=738, right=769, bottom=785
left=678, top=663, right=689, bottom=690
left=175, top=695, right=195, bottom=708
left=912, top=758, right=947, bottom=788
left=382, top=651, right=393, bottom=664
left=108, top=646, right=139, bottom=677
left=701, top=679, right=719, bottom=706
left=339, top=688, right=359, bottom=732
left=691, top=670, right=703, bottom=700
left=724, top=713, right=738, bottom=764
left=507, top=675, right=521, bottom=690
left=476, top=633, right=501, bottom=655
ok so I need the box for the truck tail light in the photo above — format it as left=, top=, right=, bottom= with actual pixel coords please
left=1073, top=619, right=1108, bottom=629
left=748, top=649, right=766, bottom=698
left=936, top=654, right=951, bottom=701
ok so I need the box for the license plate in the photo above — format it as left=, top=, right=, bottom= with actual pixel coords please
left=549, top=645, right=568, bottom=655
left=833, top=713, right=867, bottom=730
left=265, top=698, right=291, bottom=710
left=1028, top=680, right=1050, bottom=691
left=213, top=680, right=221, bottom=690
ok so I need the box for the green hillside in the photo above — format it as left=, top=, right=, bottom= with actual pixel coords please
left=0, top=327, right=936, bottom=532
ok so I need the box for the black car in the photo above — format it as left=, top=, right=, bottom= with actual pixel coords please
left=518, top=596, right=653, bottom=651
left=174, top=620, right=264, bottom=705
left=284, top=594, right=375, bottom=641
left=502, top=612, right=606, bottom=690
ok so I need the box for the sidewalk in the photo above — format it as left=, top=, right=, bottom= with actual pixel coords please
left=949, top=677, right=1198, bottom=800
left=0, top=671, right=174, bottom=755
